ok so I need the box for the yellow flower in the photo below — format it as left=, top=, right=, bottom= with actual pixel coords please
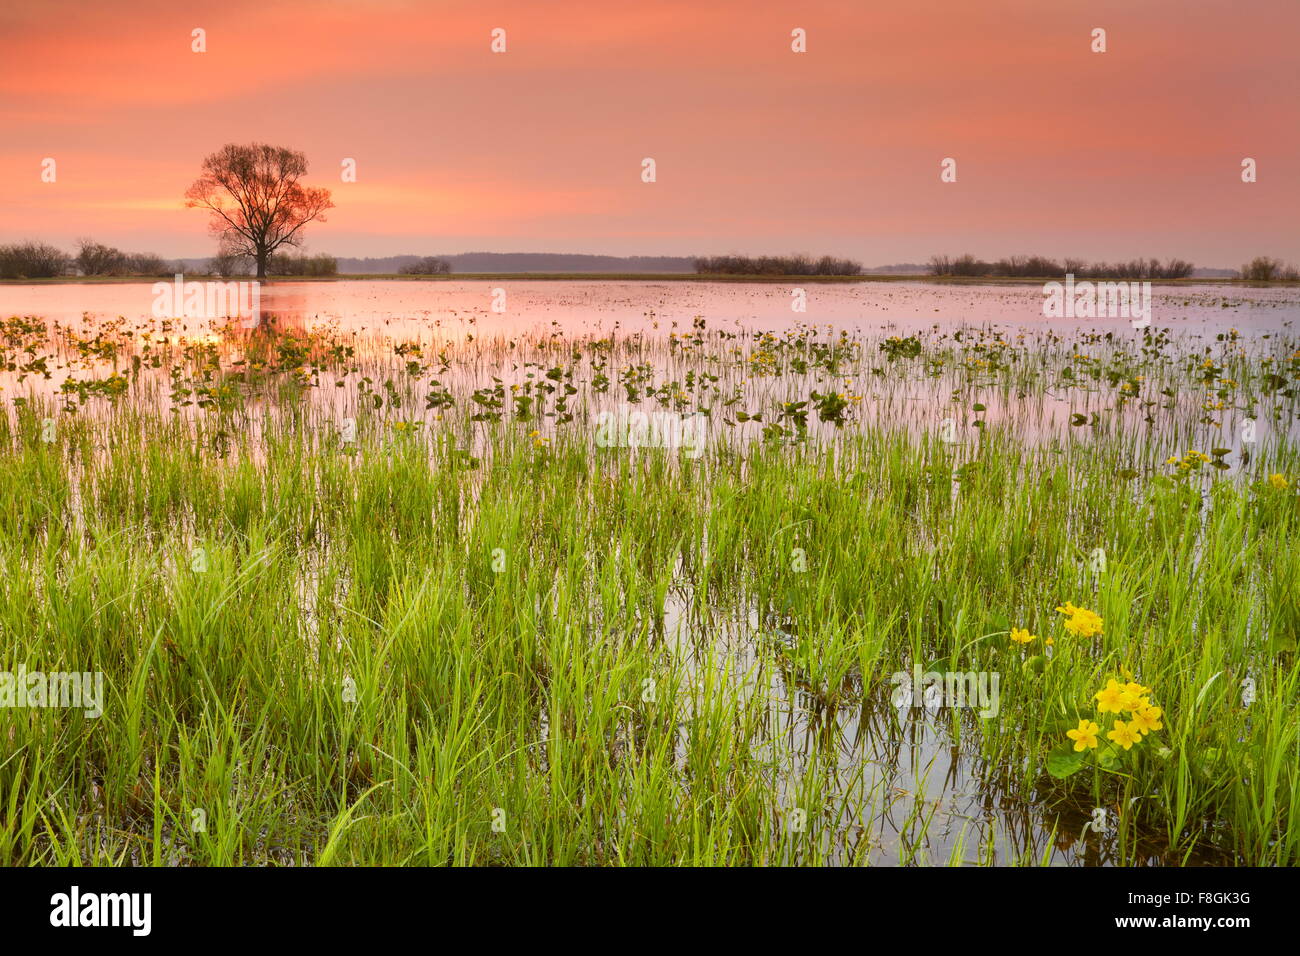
left=1129, top=706, right=1163, bottom=736
left=1095, top=679, right=1126, bottom=714
left=1066, top=719, right=1101, bottom=752
left=1269, top=473, right=1288, bottom=490
left=1117, top=689, right=1146, bottom=712
left=1107, top=720, right=1142, bottom=750
left=1045, top=636, right=1055, bottom=647
left=1010, top=627, right=1037, bottom=645
left=1121, top=681, right=1151, bottom=711
left=1056, top=602, right=1103, bottom=638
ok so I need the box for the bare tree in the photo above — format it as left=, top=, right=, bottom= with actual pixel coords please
left=398, top=256, right=453, bottom=275
left=1241, top=256, right=1281, bottom=281
left=0, top=241, right=71, bottom=278
left=185, top=143, right=334, bottom=279
left=75, top=238, right=125, bottom=276
left=123, top=251, right=171, bottom=277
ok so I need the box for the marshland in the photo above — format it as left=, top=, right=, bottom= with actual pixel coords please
left=0, top=279, right=1296, bottom=866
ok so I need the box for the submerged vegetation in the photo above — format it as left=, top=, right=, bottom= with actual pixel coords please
left=0, top=303, right=1297, bottom=866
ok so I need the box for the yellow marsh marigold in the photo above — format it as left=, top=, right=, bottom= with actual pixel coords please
left=1269, top=473, right=1289, bottom=490
left=1056, top=602, right=1103, bottom=638
left=1010, top=627, right=1037, bottom=645
left=1117, top=689, right=1141, bottom=712
left=1066, top=719, right=1100, bottom=752
left=1107, top=720, right=1142, bottom=751
left=1095, top=679, right=1126, bottom=714
left=1120, top=682, right=1151, bottom=712
left=1129, top=706, right=1164, bottom=736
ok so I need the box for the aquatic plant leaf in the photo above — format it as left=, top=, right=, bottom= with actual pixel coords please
left=1046, top=744, right=1087, bottom=779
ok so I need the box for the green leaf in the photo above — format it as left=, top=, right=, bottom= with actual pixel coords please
left=1096, top=743, right=1121, bottom=770
left=1046, top=743, right=1087, bottom=779
left=1194, top=671, right=1223, bottom=710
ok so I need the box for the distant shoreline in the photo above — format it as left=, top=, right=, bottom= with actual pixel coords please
left=2, top=273, right=1296, bottom=286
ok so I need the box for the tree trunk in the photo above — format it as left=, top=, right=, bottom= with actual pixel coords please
left=256, top=249, right=268, bottom=279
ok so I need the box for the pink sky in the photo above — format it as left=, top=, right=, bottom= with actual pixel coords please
left=1, top=0, right=1296, bottom=267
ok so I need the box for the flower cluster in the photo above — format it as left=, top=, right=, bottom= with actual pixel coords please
left=1067, top=679, right=1164, bottom=753
left=1165, top=449, right=1212, bottom=471
left=1055, top=601, right=1103, bottom=638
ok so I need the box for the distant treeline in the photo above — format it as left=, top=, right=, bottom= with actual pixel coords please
left=928, top=254, right=1195, bottom=280
left=267, top=252, right=336, bottom=276
left=0, top=240, right=171, bottom=279
left=0, top=238, right=338, bottom=279
left=398, top=256, right=452, bottom=275
left=694, top=254, right=863, bottom=276
left=1241, top=256, right=1300, bottom=281
left=5, top=239, right=1293, bottom=282
left=336, top=253, right=697, bottom=274
left=204, top=249, right=337, bottom=277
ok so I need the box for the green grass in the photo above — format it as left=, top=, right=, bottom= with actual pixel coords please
left=0, top=313, right=1296, bottom=865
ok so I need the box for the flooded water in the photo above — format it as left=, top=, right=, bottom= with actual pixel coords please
left=3, top=278, right=1298, bottom=340
left=3, top=278, right=1294, bottom=866
left=4, top=278, right=1296, bottom=472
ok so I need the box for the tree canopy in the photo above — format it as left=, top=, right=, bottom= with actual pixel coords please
left=185, top=143, right=334, bottom=279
